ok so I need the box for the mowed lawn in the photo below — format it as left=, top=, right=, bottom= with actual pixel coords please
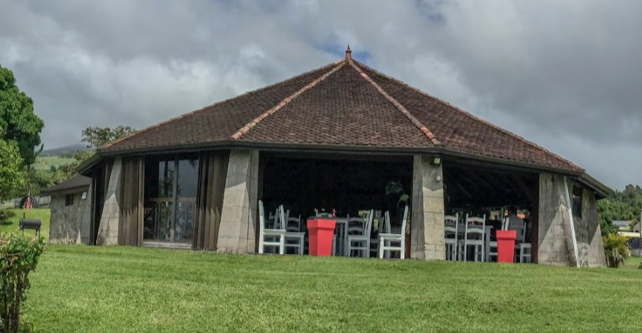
left=24, top=246, right=642, bottom=333
left=0, top=208, right=49, bottom=241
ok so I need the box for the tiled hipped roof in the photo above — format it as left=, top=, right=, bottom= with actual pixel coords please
left=101, top=52, right=582, bottom=173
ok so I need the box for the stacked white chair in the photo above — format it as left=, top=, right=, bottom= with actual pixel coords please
left=369, top=211, right=391, bottom=258
left=459, top=214, right=486, bottom=262
left=514, top=224, right=532, bottom=263
left=378, top=206, right=408, bottom=259
left=444, top=214, right=459, bottom=261
left=486, top=228, right=497, bottom=262
left=347, top=210, right=374, bottom=258
left=258, top=201, right=285, bottom=254
left=282, top=209, right=305, bottom=255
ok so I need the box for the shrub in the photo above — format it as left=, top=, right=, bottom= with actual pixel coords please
left=0, top=232, right=45, bottom=333
left=603, top=233, right=630, bottom=268
left=0, top=210, right=15, bottom=225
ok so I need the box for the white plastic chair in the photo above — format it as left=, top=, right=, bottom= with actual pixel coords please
left=458, top=214, right=486, bottom=262
left=258, top=201, right=285, bottom=254
left=282, top=210, right=305, bottom=255
left=378, top=206, right=408, bottom=259
left=444, top=214, right=458, bottom=261
left=347, top=210, right=374, bottom=258
left=486, top=226, right=497, bottom=262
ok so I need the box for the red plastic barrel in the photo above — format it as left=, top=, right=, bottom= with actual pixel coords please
left=307, top=218, right=336, bottom=256
left=496, top=230, right=517, bottom=263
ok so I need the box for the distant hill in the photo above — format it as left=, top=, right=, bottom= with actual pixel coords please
left=41, top=143, right=88, bottom=156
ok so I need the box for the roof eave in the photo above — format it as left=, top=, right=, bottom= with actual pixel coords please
left=40, top=184, right=90, bottom=196
left=77, top=153, right=103, bottom=175
left=96, top=139, right=585, bottom=176
left=577, top=173, right=614, bottom=199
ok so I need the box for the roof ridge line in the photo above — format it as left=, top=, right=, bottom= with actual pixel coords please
left=347, top=59, right=442, bottom=146
left=354, top=61, right=583, bottom=171
left=232, top=60, right=346, bottom=140
left=101, top=62, right=341, bottom=151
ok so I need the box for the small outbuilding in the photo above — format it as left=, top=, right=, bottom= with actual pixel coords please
left=41, top=175, right=91, bottom=244
left=79, top=48, right=612, bottom=266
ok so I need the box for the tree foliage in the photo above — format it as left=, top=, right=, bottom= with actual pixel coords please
left=81, top=126, right=135, bottom=150
left=0, top=140, right=25, bottom=202
left=51, top=126, right=135, bottom=184
left=0, top=64, right=44, bottom=166
left=597, top=184, right=642, bottom=235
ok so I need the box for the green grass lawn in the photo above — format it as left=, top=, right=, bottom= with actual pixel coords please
left=22, top=246, right=642, bottom=333
left=0, top=208, right=50, bottom=241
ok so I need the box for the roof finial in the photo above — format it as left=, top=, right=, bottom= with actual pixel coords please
left=345, top=45, right=352, bottom=60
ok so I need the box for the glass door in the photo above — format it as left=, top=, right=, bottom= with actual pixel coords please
left=144, top=155, right=198, bottom=244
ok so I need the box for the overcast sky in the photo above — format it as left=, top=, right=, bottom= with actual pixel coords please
left=0, top=0, right=640, bottom=190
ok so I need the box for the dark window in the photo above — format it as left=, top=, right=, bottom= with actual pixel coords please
left=65, top=194, right=74, bottom=206
left=572, top=185, right=582, bottom=219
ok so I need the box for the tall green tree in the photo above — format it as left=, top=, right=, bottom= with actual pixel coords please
left=81, top=126, right=135, bottom=149
left=0, top=64, right=44, bottom=165
left=597, top=184, right=642, bottom=235
left=0, top=139, right=25, bottom=201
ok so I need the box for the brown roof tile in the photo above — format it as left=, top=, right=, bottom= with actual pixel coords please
left=357, top=63, right=582, bottom=172
left=239, top=61, right=433, bottom=148
left=102, top=63, right=338, bottom=152
left=99, top=56, right=583, bottom=173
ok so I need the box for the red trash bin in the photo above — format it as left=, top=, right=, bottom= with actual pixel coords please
left=496, top=230, right=517, bottom=263
left=307, top=218, right=336, bottom=256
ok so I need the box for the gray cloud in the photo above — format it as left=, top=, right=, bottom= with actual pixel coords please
left=0, top=0, right=640, bottom=189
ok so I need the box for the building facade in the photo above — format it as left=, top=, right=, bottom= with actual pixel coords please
left=79, top=49, right=611, bottom=266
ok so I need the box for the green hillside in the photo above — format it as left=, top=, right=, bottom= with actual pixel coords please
left=33, top=155, right=76, bottom=172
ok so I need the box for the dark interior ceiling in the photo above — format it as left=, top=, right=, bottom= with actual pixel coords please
left=260, top=153, right=413, bottom=219
left=260, top=153, right=539, bottom=220
left=443, top=160, right=539, bottom=210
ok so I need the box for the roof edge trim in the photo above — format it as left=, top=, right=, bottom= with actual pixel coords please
left=231, top=61, right=346, bottom=140
left=348, top=59, right=441, bottom=146
left=578, top=173, right=614, bottom=198
left=96, top=139, right=583, bottom=176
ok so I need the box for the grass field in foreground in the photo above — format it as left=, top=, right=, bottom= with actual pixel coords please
left=24, top=246, right=642, bottom=333
left=0, top=208, right=49, bottom=241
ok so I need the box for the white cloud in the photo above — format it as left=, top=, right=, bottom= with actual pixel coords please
left=0, top=0, right=640, bottom=189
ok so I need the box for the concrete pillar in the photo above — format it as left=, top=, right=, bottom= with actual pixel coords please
left=586, top=191, right=607, bottom=267
left=411, top=155, right=445, bottom=260
left=217, top=150, right=259, bottom=254
left=572, top=188, right=591, bottom=266
left=537, top=173, right=576, bottom=266
left=96, top=158, right=122, bottom=245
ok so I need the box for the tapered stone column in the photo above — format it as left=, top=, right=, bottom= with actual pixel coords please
left=96, top=158, right=122, bottom=245
left=537, top=174, right=577, bottom=266
left=217, top=150, right=259, bottom=254
left=411, top=155, right=445, bottom=260
left=585, top=190, right=607, bottom=267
